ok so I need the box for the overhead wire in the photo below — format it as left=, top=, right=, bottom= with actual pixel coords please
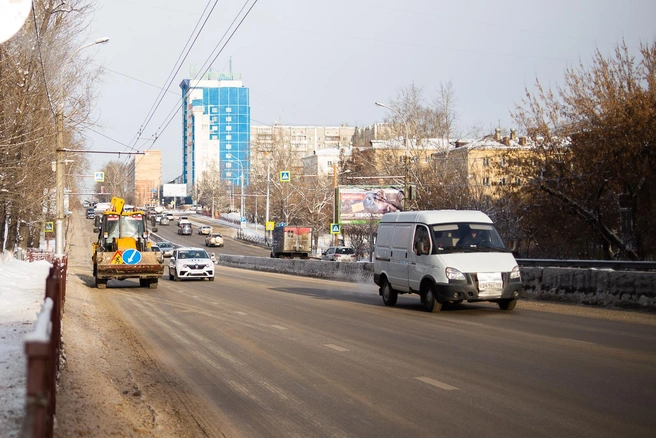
left=109, top=0, right=259, bottom=190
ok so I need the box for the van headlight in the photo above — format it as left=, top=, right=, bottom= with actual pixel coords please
left=446, top=267, right=466, bottom=281
left=510, top=265, right=521, bottom=280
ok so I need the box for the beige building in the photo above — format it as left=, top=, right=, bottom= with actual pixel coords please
left=432, top=129, right=530, bottom=198
left=129, top=150, right=162, bottom=207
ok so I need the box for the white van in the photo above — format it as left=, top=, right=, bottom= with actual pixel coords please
left=373, top=210, right=522, bottom=312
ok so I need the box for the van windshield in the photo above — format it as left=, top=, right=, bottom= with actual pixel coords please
left=430, top=222, right=507, bottom=252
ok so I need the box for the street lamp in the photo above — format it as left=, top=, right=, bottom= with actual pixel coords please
left=375, top=101, right=410, bottom=211
left=332, top=164, right=351, bottom=246
left=55, top=37, right=110, bottom=257
left=226, top=154, right=245, bottom=227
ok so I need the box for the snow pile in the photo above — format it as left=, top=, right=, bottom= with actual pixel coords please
left=0, top=254, right=52, bottom=438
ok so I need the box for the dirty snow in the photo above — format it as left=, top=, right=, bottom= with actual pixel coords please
left=0, top=253, right=52, bottom=438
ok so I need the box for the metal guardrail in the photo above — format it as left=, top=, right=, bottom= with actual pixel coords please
left=22, top=256, right=67, bottom=438
left=516, top=258, right=656, bottom=271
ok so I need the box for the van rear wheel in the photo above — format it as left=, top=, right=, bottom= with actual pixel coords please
left=381, top=280, right=397, bottom=306
left=422, top=284, right=442, bottom=313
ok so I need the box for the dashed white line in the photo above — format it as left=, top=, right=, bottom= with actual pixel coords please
left=415, top=377, right=458, bottom=391
left=236, top=311, right=247, bottom=316
left=324, top=344, right=349, bottom=352
left=271, top=325, right=288, bottom=330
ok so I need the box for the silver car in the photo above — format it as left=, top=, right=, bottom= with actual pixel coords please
left=321, top=246, right=356, bottom=262
left=168, top=247, right=215, bottom=281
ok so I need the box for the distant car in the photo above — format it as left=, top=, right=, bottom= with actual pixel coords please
left=168, top=247, right=215, bottom=281
left=158, top=241, right=174, bottom=257
left=321, top=246, right=356, bottom=262
left=197, top=225, right=212, bottom=235
left=177, top=216, right=190, bottom=226
left=86, top=208, right=95, bottom=219
left=205, top=233, right=224, bottom=247
left=178, top=223, right=192, bottom=235
left=159, top=215, right=170, bottom=225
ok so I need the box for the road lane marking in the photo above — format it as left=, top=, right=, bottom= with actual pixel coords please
left=236, top=311, right=247, bottom=316
left=271, top=325, right=287, bottom=330
left=415, top=377, right=459, bottom=391
left=324, top=344, right=349, bottom=352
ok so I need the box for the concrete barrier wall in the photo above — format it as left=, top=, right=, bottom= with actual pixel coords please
left=217, top=256, right=656, bottom=311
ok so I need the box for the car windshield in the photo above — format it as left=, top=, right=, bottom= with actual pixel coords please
left=159, top=242, right=172, bottom=248
left=177, top=250, right=209, bottom=259
left=336, top=247, right=354, bottom=254
left=430, top=222, right=507, bottom=252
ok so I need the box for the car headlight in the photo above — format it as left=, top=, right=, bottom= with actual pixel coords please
left=445, top=267, right=466, bottom=281
left=510, top=265, right=521, bottom=280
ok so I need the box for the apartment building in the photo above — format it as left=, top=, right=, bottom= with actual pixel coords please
left=180, top=72, right=250, bottom=196
left=129, top=150, right=162, bottom=207
left=432, top=128, right=531, bottom=197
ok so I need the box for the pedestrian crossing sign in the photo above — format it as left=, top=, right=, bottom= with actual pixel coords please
left=330, top=223, right=341, bottom=234
left=280, top=171, right=291, bottom=182
left=44, top=222, right=54, bottom=233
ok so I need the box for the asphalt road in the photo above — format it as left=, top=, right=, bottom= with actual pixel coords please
left=103, top=253, right=656, bottom=437
left=152, top=216, right=271, bottom=257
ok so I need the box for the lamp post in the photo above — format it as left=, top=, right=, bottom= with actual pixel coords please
left=375, top=101, right=410, bottom=211
left=226, top=154, right=245, bottom=227
left=55, top=37, right=109, bottom=257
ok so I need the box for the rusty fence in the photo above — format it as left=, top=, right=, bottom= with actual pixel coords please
left=22, top=256, right=67, bottom=438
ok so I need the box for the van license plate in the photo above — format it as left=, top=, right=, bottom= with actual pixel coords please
left=477, top=272, right=503, bottom=297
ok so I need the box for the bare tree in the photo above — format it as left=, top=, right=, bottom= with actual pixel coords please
left=509, top=40, right=656, bottom=260
left=0, top=0, right=96, bottom=252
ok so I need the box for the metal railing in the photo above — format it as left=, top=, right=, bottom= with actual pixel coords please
left=517, top=258, right=656, bottom=271
left=22, top=256, right=67, bottom=438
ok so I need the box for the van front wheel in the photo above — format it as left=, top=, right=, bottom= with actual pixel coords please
left=422, top=284, right=442, bottom=313
left=497, top=298, right=517, bottom=311
left=381, top=281, right=398, bottom=306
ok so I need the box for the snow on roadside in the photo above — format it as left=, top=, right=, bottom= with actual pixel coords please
left=0, top=253, right=52, bottom=438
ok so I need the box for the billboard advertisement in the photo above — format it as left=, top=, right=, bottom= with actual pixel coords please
left=338, top=186, right=403, bottom=224
left=163, top=183, right=187, bottom=198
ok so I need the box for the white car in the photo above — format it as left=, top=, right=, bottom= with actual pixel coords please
left=205, top=233, right=224, bottom=247
left=169, top=247, right=215, bottom=281
left=197, top=225, right=212, bottom=235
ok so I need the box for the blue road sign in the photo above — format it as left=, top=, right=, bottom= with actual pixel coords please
left=280, top=171, right=290, bottom=182
left=241, top=216, right=247, bottom=223
left=279, top=222, right=286, bottom=227
left=122, top=249, right=142, bottom=265
left=331, top=223, right=341, bottom=234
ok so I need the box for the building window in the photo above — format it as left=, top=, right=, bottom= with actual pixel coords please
left=483, top=157, right=490, bottom=167
left=225, top=107, right=232, bottom=113
left=499, top=157, right=506, bottom=167
left=226, top=144, right=232, bottom=149
left=483, top=177, right=490, bottom=186
left=226, top=116, right=232, bottom=122
left=327, top=160, right=333, bottom=166
left=499, top=177, right=506, bottom=186
left=210, top=107, right=218, bottom=114
left=226, top=162, right=232, bottom=168
left=226, top=135, right=232, bottom=140
left=515, top=177, right=521, bottom=185
left=226, top=126, right=232, bottom=131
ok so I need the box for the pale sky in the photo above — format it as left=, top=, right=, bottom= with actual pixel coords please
left=84, top=0, right=656, bottom=182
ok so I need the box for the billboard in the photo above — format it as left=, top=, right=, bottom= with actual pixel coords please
left=338, top=186, right=403, bottom=224
left=163, top=184, right=187, bottom=198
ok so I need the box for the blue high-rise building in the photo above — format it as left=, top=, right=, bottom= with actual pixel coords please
left=180, top=73, right=250, bottom=198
